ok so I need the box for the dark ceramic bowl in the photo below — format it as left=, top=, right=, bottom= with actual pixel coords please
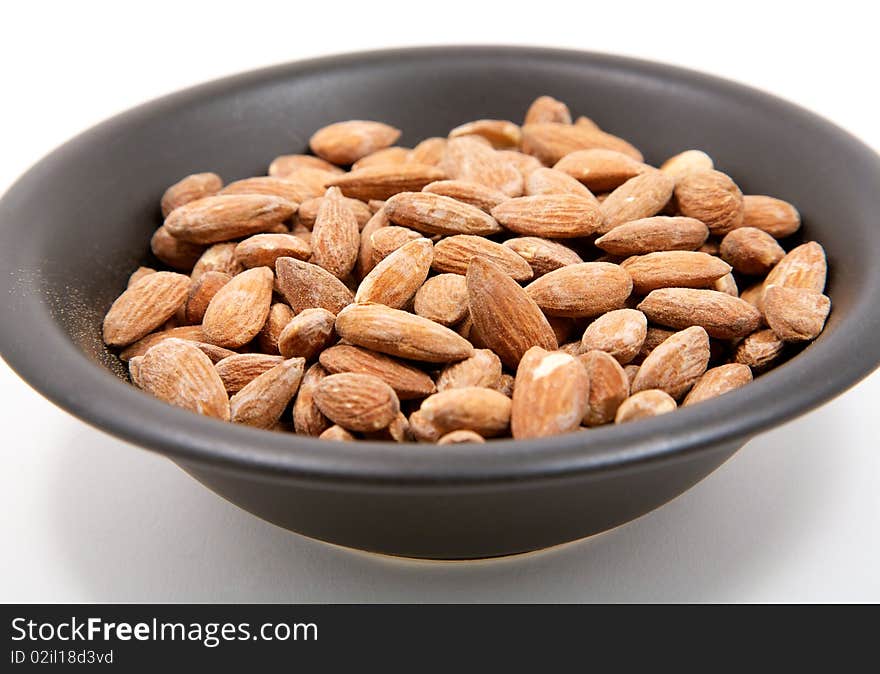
left=1, top=47, right=879, bottom=559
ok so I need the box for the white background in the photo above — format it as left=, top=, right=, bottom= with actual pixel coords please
left=1, top=1, right=878, bottom=602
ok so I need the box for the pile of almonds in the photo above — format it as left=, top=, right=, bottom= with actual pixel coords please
left=102, top=95, right=831, bottom=443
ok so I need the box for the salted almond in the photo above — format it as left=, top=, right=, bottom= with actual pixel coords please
left=355, top=237, right=433, bottom=308
left=214, top=353, right=284, bottom=394
left=268, top=154, right=345, bottom=177
left=164, top=194, right=295, bottom=244
left=351, top=146, right=412, bottom=171
left=574, top=115, right=600, bottom=130
left=319, top=425, right=356, bottom=441
left=742, top=195, right=801, bottom=238
left=623, top=364, right=640, bottom=392
left=437, top=349, right=503, bottom=392
left=449, top=119, right=522, bottom=149
left=128, top=355, right=144, bottom=387
left=161, top=172, right=223, bottom=217
left=277, top=308, right=336, bottom=359
left=524, top=167, right=598, bottom=202
left=356, top=205, right=390, bottom=277
left=150, top=226, right=206, bottom=271
left=638, top=288, right=762, bottom=340
left=257, top=303, right=295, bottom=355
left=191, top=243, right=242, bottom=282
left=578, top=350, right=629, bottom=426
left=502, top=237, right=583, bottom=277
left=762, top=242, right=827, bottom=296
left=720, top=227, right=785, bottom=275
left=511, top=347, right=590, bottom=439
left=491, top=193, right=604, bottom=238
left=525, top=262, right=633, bottom=318
left=184, top=271, right=231, bottom=325
left=219, top=176, right=310, bottom=205
left=293, top=363, right=331, bottom=436
left=363, top=411, right=412, bottom=442
left=498, top=150, right=544, bottom=177
left=433, top=235, right=533, bottom=281
left=319, top=344, right=435, bottom=400
left=673, top=170, right=744, bottom=235
left=683, top=363, right=752, bottom=406
left=335, top=303, right=474, bottom=363
left=310, top=187, right=360, bottom=279
left=103, top=272, right=190, bottom=347
left=202, top=266, right=273, bottom=348
left=734, top=329, right=785, bottom=370
left=385, top=191, right=502, bottom=236
left=119, top=325, right=204, bottom=361
left=599, top=171, right=676, bottom=234
left=638, top=326, right=675, bottom=360
left=275, top=257, right=354, bottom=314
left=621, top=251, right=732, bottom=294
left=234, top=233, right=311, bottom=268
left=554, top=149, right=647, bottom=192
left=419, top=387, right=511, bottom=437
left=440, top=136, right=524, bottom=196
left=714, top=273, right=739, bottom=297
left=369, top=226, right=424, bottom=265
left=466, top=257, right=557, bottom=368
left=296, top=195, right=372, bottom=229
left=659, top=150, right=714, bottom=179
left=406, top=410, right=441, bottom=443
left=422, top=180, right=510, bottom=213
left=594, top=216, right=709, bottom=256
left=314, top=372, right=400, bottom=432
left=128, top=266, right=156, bottom=287
left=230, top=357, right=305, bottom=429
left=409, top=137, right=448, bottom=166
left=495, top=373, right=515, bottom=397
left=615, top=390, right=676, bottom=423
left=413, top=273, right=469, bottom=327
left=580, top=309, right=647, bottom=364
left=309, top=120, right=401, bottom=165
left=762, top=285, right=831, bottom=342
left=524, top=95, right=572, bottom=125
left=329, top=164, right=445, bottom=201
left=631, top=326, right=710, bottom=399
left=521, top=123, right=643, bottom=165
left=437, top=430, right=485, bottom=445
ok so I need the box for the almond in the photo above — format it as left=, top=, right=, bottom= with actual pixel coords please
left=161, top=172, right=223, bottom=217
left=495, top=373, right=515, bottom=397
left=384, top=191, right=502, bottom=236
left=419, top=387, right=511, bottom=437
left=202, top=266, right=273, bottom=348
left=502, top=237, right=583, bottom=277
left=594, top=216, right=709, bottom=256
left=578, top=350, right=629, bottom=426
left=437, top=430, right=486, bottom=445
left=319, top=425, right=356, bottom=441
left=638, top=288, right=762, bottom=340
left=466, top=257, right=557, bottom=368
left=292, top=363, right=331, bottom=436
left=440, top=136, right=523, bottom=196
left=257, top=302, right=295, bottom=354
left=369, top=226, right=424, bottom=266
left=433, top=235, right=533, bottom=281
left=524, top=95, right=572, bottom=125
left=128, top=355, right=144, bottom=387
left=511, top=347, right=590, bottom=439
left=580, top=308, right=648, bottom=364
left=621, top=251, right=732, bottom=294
left=319, top=344, right=436, bottom=400
left=184, top=271, right=231, bottom=325
left=351, top=146, right=412, bottom=171
left=119, top=325, right=204, bottom=361
left=413, top=273, right=469, bottom=326
left=229, top=357, right=305, bottom=429
left=363, top=411, right=412, bottom=443
left=422, top=180, right=510, bottom=213
left=314, top=372, right=400, bottom=432
left=638, top=326, right=676, bottom=360
left=449, top=119, right=522, bottom=149
left=408, top=410, right=443, bottom=443
left=150, top=226, right=206, bottom=271
left=734, top=329, right=785, bottom=369
left=491, top=193, right=604, bottom=238
left=234, top=233, right=311, bottom=268
left=214, top=353, right=284, bottom=394
left=574, top=115, right=600, bottom=130
left=436, top=349, right=503, bottom=391
left=659, top=150, right=714, bottom=179
left=139, top=338, right=230, bottom=420
left=269, top=154, right=345, bottom=177
left=521, top=123, right=643, bottom=165
left=329, top=164, right=446, bottom=201
left=525, top=262, right=633, bottom=318
left=599, top=171, right=676, bottom=234
left=762, top=285, right=831, bottom=342
left=624, top=364, right=640, bottom=391
left=742, top=195, right=801, bottom=238
left=554, top=149, right=648, bottom=192
left=128, top=266, right=156, bottom=287
left=103, top=271, right=190, bottom=347
left=309, top=120, right=401, bottom=165
left=409, top=137, right=448, bottom=166
left=310, top=186, right=360, bottom=279
left=673, top=170, right=744, bottom=235
left=355, top=237, right=434, bottom=308
left=683, top=363, right=752, bottom=406
left=762, top=241, right=827, bottom=295
left=498, top=150, right=544, bottom=177
left=164, top=194, right=296, bottom=244
left=275, top=257, right=354, bottom=314
left=720, top=227, right=785, bottom=275
left=191, top=243, right=242, bottom=282
left=296, top=195, right=372, bottom=229
left=524, top=167, right=598, bottom=202
left=219, top=176, right=310, bottom=204
left=615, top=390, right=677, bottom=423
left=278, top=308, right=336, bottom=360
left=335, top=303, right=474, bottom=363
left=714, top=273, right=739, bottom=297
left=356, top=205, right=390, bottom=277
left=630, top=326, right=710, bottom=399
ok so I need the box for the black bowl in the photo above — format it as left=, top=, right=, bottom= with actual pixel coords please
left=2, top=47, right=879, bottom=559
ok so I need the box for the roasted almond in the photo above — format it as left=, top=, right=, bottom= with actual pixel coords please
left=615, top=389, right=676, bottom=423
left=580, top=308, right=647, bottom=364
left=762, top=285, right=831, bottom=342
left=683, top=363, right=752, bottom=406
left=296, top=195, right=372, bottom=229
left=384, top=191, right=502, bottom=236
left=191, top=243, right=242, bottom=282
left=742, top=195, right=801, bottom=238
left=269, top=154, right=345, bottom=177
left=659, top=150, right=714, bottom=179
left=719, top=227, right=785, bottom=275
left=351, top=146, right=412, bottom=171
left=257, top=302, right=295, bottom=355
left=292, top=363, right=332, bottom=436
left=409, top=137, right=448, bottom=166
left=150, top=225, right=206, bottom=271
left=502, top=237, right=583, bottom=277
left=319, top=344, right=436, bottom=400
left=714, top=273, right=739, bottom=297
left=521, top=123, right=643, bottom=165
left=234, top=233, right=311, bottom=268
left=437, top=430, right=486, bottom=445
left=419, top=387, right=511, bottom=437
left=219, top=176, right=311, bottom=204
left=554, top=149, right=647, bottom=192
left=578, top=350, right=629, bottom=426
left=329, top=164, right=446, bottom=201
left=275, top=257, right=354, bottom=314
left=356, top=205, right=390, bottom=277
left=413, top=273, right=469, bottom=327
left=762, top=241, right=827, bottom=295
left=103, top=271, right=190, bottom=347
left=164, top=194, right=296, bottom=244
left=491, top=193, right=604, bottom=238
left=369, top=226, right=424, bottom=265
left=436, top=349, right=503, bottom=391
left=202, top=266, right=274, bottom=348
left=631, top=326, right=710, bottom=399
left=525, top=262, right=633, bottom=318
left=497, top=150, right=544, bottom=177
left=119, top=325, right=204, bottom=361
left=278, top=308, right=337, bottom=360
left=449, top=119, right=522, bottom=149
left=127, top=266, right=156, bottom=287
left=184, top=271, right=231, bottom=325
left=638, top=288, right=763, bottom=340
left=355, top=237, right=434, bottom=308
left=314, top=372, right=401, bottom=432
left=422, top=180, right=510, bottom=213
left=524, top=167, right=598, bottom=202
left=229, top=357, right=305, bottom=429
left=594, top=216, right=709, bottom=256
left=161, top=172, right=223, bottom=217
left=673, top=170, right=744, bottom=235
left=734, top=329, right=785, bottom=370
left=440, top=136, right=523, bottom=196
left=309, top=120, right=401, bottom=165
left=599, top=171, right=676, bottom=234
left=215, top=353, right=284, bottom=394
left=310, top=186, right=360, bottom=279
left=433, top=235, right=533, bottom=281
left=319, top=425, right=356, bottom=441
left=621, top=251, right=732, bottom=294
left=524, top=95, right=572, bottom=125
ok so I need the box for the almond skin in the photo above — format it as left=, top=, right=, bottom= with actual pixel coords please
left=621, top=251, right=732, bottom=294
left=673, top=170, right=744, bottom=235
left=491, top=194, right=604, bottom=238
left=422, top=180, right=511, bottom=213
left=103, top=271, right=191, bottom=347
left=419, top=387, right=512, bottom=437
left=201, top=266, right=274, bottom=348
left=449, top=119, right=522, bottom=149
left=580, top=309, right=647, bottom=364
left=502, top=237, right=583, bottom=277
left=234, top=233, right=311, bottom=268
left=554, top=149, right=647, bottom=192
left=720, top=227, right=785, bottom=275
left=310, top=186, right=360, bottom=279
left=440, top=136, right=523, bottom=196
left=164, top=194, right=296, bottom=244
left=413, top=273, right=469, bottom=327
left=319, top=344, right=436, bottom=400
left=511, top=347, right=590, bottom=439
left=524, top=167, right=598, bottom=202
left=229, top=357, right=305, bottom=429
left=309, top=120, right=401, bottom=165
left=274, top=257, right=354, bottom=314
left=139, top=338, right=230, bottom=420
left=521, top=123, right=643, bottom=165
left=578, top=350, right=629, bottom=426
left=638, top=288, right=763, bottom=340
left=762, top=286, right=831, bottom=342
left=215, top=353, right=285, bottom=394
left=385, top=191, right=502, bottom=236
left=335, top=303, right=474, bottom=363
left=466, top=257, right=557, bottom=369
left=150, top=226, right=206, bottom=271
left=314, top=372, right=400, bottom=432
left=433, top=235, right=533, bottom=281
left=437, top=349, right=503, bottom=392
left=742, top=195, right=801, bottom=238
left=292, top=363, right=332, bottom=437
left=630, top=326, right=710, bottom=399
left=184, top=271, right=231, bottom=325
left=355, top=237, right=434, bottom=308
left=594, top=216, right=709, bottom=256
left=277, top=308, right=337, bottom=360
left=524, top=96, right=572, bottom=125
left=525, top=262, right=633, bottom=318
left=734, top=329, right=785, bottom=370
left=329, top=164, right=446, bottom=201
left=683, top=363, right=752, bottom=406
left=615, top=390, right=677, bottom=423
left=161, top=172, right=223, bottom=217
left=599, top=171, right=676, bottom=234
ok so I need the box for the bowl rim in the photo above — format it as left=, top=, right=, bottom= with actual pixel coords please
left=2, top=45, right=879, bottom=488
